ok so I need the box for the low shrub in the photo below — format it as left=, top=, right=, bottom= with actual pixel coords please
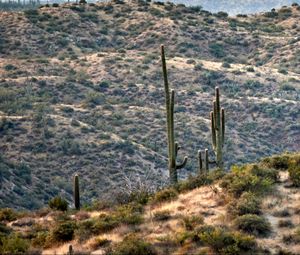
left=48, top=196, right=68, bottom=211
left=93, top=214, right=119, bottom=233
left=50, top=221, right=77, bottom=242
left=182, top=215, right=204, bottom=231
left=151, top=188, right=178, bottom=204
left=220, top=165, right=274, bottom=197
left=109, top=234, right=157, bottom=255
left=234, top=214, right=271, bottom=237
left=288, top=156, right=300, bottom=187
left=228, top=192, right=261, bottom=216
left=114, top=203, right=143, bottom=225
left=153, top=210, right=171, bottom=221
left=0, top=208, right=18, bottom=223
left=175, top=173, right=212, bottom=193
left=0, top=234, right=29, bottom=254
left=197, top=225, right=257, bottom=254
left=278, top=220, right=294, bottom=228
left=261, top=154, right=290, bottom=170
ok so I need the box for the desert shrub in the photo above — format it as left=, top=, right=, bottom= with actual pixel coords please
left=0, top=234, right=29, bottom=254
left=175, top=173, right=212, bottom=193
left=289, top=163, right=300, bottom=187
left=215, top=11, right=228, bottom=18
left=3, top=64, right=17, bottom=71
left=246, top=66, right=255, bottom=72
left=197, top=225, right=257, bottom=254
left=273, top=209, right=290, bottom=218
left=283, top=227, right=300, bottom=244
left=93, top=214, right=119, bottom=233
left=153, top=210, right=171, bottom=221
left=50, top=221, right=76, bottom=242
left=222, top=62, right=231, bottom=68
left=0, top=208, right=18, bottom=223
left=59, top=138, right=81, bottom=155
left=90, top=237, right=110, bottom=250
left=220, top=165, right=274, bottom=197
left=278, top=68, right=288, bottom=75
left=151, top=187, right=178, bottom=204
left=261, top=154, right=290, bottom=170
left=280, top=83, right=295, bottom=91
left=182, top=215, right=204, bottom=230
left=114, top=203, right=143, bottom=225
left=48, top=196, right=68, bottom=211
left=109, top=234, right=157, bottom=255
left=234, top=214, right=271, bottom=237
left=249, top=165, right=278, bottom=183
left=209, top=43, right=225, bottom=58
left=194, top=63, right=203, bottom=71
left=278, top=220, right=294, bottom=228
left=228, top=192, right=261, bottom=216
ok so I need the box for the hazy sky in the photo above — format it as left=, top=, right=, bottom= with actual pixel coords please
left=168, top=0, right=300, bottom=15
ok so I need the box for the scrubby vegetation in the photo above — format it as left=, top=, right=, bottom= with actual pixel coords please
left=0, top=0, right=299, bottom=253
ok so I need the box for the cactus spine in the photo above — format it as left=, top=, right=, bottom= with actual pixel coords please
left=210, top=87, right=225, bottom=170
left=161, top=45, right=188, bottom=184
left=74, top=174, right=80, bottom=210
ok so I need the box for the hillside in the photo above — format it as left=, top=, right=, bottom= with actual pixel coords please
left=0, top=153, right=299, bottom=254
left=0, top=0, right=300, bottom=210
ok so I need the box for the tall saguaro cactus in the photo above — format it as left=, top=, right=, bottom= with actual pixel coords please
left=161, top=45, right=188, bottom=184
left=74, top=174, right=80, bottom=210
left=210, top=87, right=225, bottom=170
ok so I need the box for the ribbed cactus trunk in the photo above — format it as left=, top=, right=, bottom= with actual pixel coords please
left=210, top=87, right=225, bottom=170
left=74, top=174, right=80, bottom=210
left=198, top=149, right=209, bottom=174
left=161, top=45, right=188, bottom=185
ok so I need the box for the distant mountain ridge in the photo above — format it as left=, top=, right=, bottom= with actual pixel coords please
left=169, top=0, right=300, bottom=15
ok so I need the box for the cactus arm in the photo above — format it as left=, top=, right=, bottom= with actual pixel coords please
left=210, top=111, right=216, bottom=149
left=221, top=108, right=225, bottom=147
left=198, top=150, right=203, bottom=173
left=205, top=149, right=209, bottom=172
left=176, top=156, right=188, bottom=170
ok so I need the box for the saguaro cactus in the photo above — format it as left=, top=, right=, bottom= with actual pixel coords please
left=74, top=174, right=80, bottom=210
left=210, top=87, right=225, bottom=170
left=198, top=149, right=210, bottom=174
left=161, top=45, right=188, bottom=184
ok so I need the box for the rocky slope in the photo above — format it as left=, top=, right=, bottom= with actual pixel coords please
left=0, top=0, right=299, bottom=209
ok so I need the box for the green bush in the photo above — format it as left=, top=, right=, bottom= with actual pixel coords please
left=48, top=196, right=68, bottom=211
left=50, top=221, right=76, bottom=242
left=0, top=208, right=18, bottom=223
left=220, top=165, right=274, bottom=197
left=209, top=43, right=225, bottom=58
left=182, top=215, right=204, bottom=231
left=175, top=173, right=213, bottom=193
left=288, top=161, right=300, bottom=187
left=114, top=203, right=143, bottom=225
left=290, top=165, right=300, bottom=184
left=234, top=214, right=271, bottom=237
left=0, top=234, right=29, bottom=254
left=151, top=188, right=178, bottom=204
left=109, top=234, right=157, bottom=255
left=261, top=154, right=290, bottom=169
left=228, top=192, right=261, bottom=216
left=93, top=214, right=120, bottom=233
left=197, top=225, right=257, bottom=254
